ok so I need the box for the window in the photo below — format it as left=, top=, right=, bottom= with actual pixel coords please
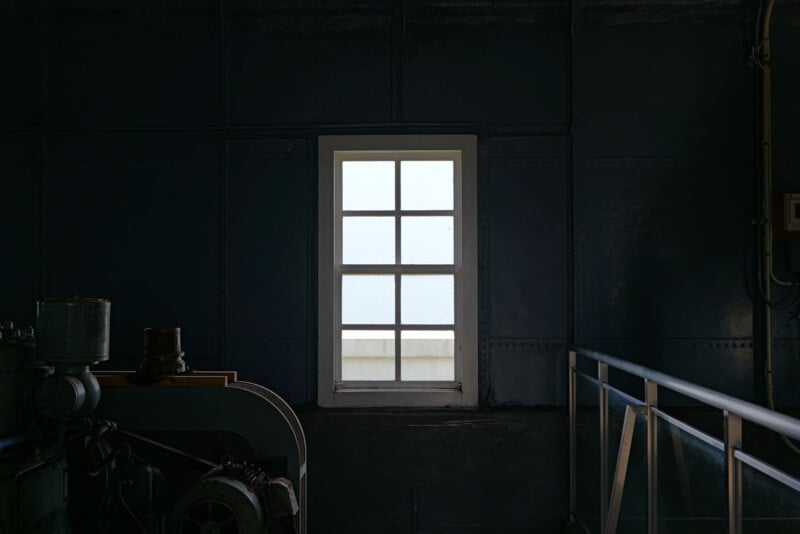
left=318, top=135, right=478, bottom=407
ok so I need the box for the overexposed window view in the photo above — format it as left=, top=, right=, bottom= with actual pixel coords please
left=400, top=161, right=454, bottom=210
left=341, top=330, right=455, bottom=381
left=340, top=160, right=455, bottom=381
left=341, top=330, right=394, bottom=381
left=341, top=275, right=394, bottom=324
left=342, top=161, right=395, bottom=210
left=343, top=217, right=394, bottom=264
left=401, top=275, right=454, bottom=325
left=401, top=330, right=454, bottom=381
left=401, top=217, right=453, bottom=264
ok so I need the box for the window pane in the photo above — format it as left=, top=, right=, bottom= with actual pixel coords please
left=342, top=275, right=394, bottom=324
left=342, top=330, right=395, bottom=381
left=342, top=161, right=395, bottom=210
left=401, top=275, right=454, bottom=324
left=401, top=330, right=454, bottom=381
left=401, top=216, right=453, bottom=264
left=343, top=217, right=395, bottom=264
left=401, top=161, right=453, bottom=210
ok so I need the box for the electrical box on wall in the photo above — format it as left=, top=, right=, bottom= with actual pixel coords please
left=784, top=194, right=800, bottom=231
left=772, top=193, right=800, bottom=240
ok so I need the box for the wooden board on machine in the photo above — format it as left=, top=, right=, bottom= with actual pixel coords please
left=94, top=370, right=238, bottom=388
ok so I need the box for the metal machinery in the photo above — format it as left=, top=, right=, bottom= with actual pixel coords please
left=0, top=298, right=306, bottom=534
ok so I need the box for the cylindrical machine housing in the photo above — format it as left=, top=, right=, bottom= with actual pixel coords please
left=144, top=327, right=182, bottom=357
left=169, top=474, right=264, bottom=533
left=35, top=298, right=110, bottom=365
left=140, top=327, right=186, bottom=375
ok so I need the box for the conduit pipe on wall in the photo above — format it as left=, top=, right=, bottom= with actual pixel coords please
left=760, top=0, right=792, bottom=283
left=756, top=0, right=800, bottom=454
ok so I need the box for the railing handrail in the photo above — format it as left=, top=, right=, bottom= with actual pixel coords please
left=572, top=345, right=800, bottom=442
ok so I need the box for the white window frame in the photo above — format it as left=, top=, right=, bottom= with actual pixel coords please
left=318, top=135, right=478, bottom=407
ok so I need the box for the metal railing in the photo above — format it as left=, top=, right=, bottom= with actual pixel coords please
left=569, top=346, right=800, bottom=534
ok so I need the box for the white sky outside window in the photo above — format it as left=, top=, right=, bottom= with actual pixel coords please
left=340, top=159, right=455, bottom=382
left=342, top=161, right=394, bottom=210
left=401, top=275, right=454, bottom=325
left=401, top=161, right=454, bottom=210
left=343, top=217, right=394, bottom=264
left=401, top=216, right=453, bottom=264
left=341, top=275, right=394, bottom=324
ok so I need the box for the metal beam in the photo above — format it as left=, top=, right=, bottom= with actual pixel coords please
left=569, top=350, right=577, bottom=521
left=645, top=379, right=658, bottom=534
left=598, top=361, right=609, bottom=530
left=725, top=411, right=743, bottom=534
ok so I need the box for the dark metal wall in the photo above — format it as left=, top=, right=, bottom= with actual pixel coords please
left=1, top=0, right=574, bottom=408
left=3, top=1, right=800, bottom=531
left=574, top=5, right=755, bottom=402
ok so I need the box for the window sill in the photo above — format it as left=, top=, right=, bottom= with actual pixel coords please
left=319, top=385, right=476, bottom=408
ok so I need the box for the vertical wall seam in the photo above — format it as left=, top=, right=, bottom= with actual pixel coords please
left=217, top=0, right=228, bottom=368
left=572, top=0, right=582, bottom=344
left=36, top=0, right=48, bottom=305
left=478, top=138, right=492, bottom=405
left=391, top=1, right=406, bottom=122
left=307, top=137, right=318, bottom=405
left=567, top=0, right=576, bottom=352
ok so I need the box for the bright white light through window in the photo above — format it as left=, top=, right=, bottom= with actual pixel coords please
left=342, top=161, right=395, bottom=210
left=343, top=216, right=395, bottom=264
left=401, top=216, right=454, bottom=264
left=340, top=159, right=456, bottom=380
left=401, top=161, right=454, bottom=210
left=341, top=275, right=394, bottom=325
left=401, top=275, right=454, bottom=325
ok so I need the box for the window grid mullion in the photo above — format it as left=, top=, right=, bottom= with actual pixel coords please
left=342, top=324, right=455, bottom=330
left=394, top=159, right=402, bottom=382
left=343, top=209, right=455, bottom=217
left=340, top=264, right=455, bottom=274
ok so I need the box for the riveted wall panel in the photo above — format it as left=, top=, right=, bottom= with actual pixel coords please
left=404, top=2, right=569, bottom=127
left=773, top=23, right=800, bottom=164
left=44, top=4, right=220, bottom=127
left=574, top=159, right=752, bottom=341
left=225, top=139, right=309, bottom=342
left=225, top=8, right=391, bottom=125
left=574, top=23, right=751, bottom=159
left=489, top=156, right=568, bottom=339
left=772, top=341, right=800, bottom=407
left=0, top=5, right=37, bottom=128
left=488, top=341, right=567, bottom=406
left=0, top=136, right=37, bottom=324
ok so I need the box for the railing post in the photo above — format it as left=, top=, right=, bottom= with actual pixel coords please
left=645, top=379, right=658, bottom=534
left=598, top=361, right=609, bottom=530
left=605, top=406, right=645, bottom=534
left=725, top=411, right=743, bottom=534
left=569, top=350, right=577, bottom=522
